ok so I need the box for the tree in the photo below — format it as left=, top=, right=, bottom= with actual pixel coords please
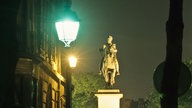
left=178, top=86, right=192, bottom=108
left=146, top=89, right=161, bottom=108
left=178, top=58, right=192, bottom=108
left=146, top=87, right=192, bottom=108
left=72, top=71, right=105, bottom=108
left=147, top=58, right=192, bottom=108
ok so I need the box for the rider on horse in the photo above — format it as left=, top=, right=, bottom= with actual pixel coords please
left=99, top=35, right=120, bottom=86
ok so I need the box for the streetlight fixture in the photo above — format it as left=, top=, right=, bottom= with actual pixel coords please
left=69, top=56, right=77, bottom=68
left=65, top=55, right=77, bottom=108
left=55, top=8, right=80, bottom=47
left=55, top=1, right=79, bottom=108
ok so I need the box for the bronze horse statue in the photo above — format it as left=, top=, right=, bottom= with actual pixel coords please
left=101, top=53, right=119, bottom=87
left=99, top=36, right=120, bottom=87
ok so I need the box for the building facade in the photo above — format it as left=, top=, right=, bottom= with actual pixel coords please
left=15, top=0, right=68, bottom=107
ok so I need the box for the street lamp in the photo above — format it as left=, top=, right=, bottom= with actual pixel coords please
left=55, top=8, right=80, bottom=47
left=69, top=56, right=77, bottom=68
left=66, top=55, right=77, bottom=108
left=55, top=2, right=80, bottom=107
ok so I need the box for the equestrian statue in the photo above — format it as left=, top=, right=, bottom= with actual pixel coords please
left=99, top=35, right=120, bottom=87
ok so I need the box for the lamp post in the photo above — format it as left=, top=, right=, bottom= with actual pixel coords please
left=66, top=56, right=77, bottom=108
left=55, top=1, right=79, bottom=107
left=161, top=0, right=183, bottom=107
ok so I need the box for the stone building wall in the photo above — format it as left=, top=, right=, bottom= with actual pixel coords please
left=15, top=0, right=67, bottom=108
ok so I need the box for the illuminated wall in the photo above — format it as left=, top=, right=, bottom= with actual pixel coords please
left=15, top=0, right=67, bottom=108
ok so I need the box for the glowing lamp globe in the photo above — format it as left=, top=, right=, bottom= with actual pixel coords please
left=55, top=20, right=79, bottom=47
left=69, top=56, right=77, bottom=68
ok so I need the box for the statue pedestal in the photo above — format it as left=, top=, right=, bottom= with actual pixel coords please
left=95, top=89, right=123, bottom=108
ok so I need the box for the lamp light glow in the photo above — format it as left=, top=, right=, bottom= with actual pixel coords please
left=69, top=56, right=77, bottom=68
left=56, top=20, right=79, bottom=47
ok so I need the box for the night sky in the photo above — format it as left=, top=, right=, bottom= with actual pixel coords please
left=71, top=0, right=192, bottom=99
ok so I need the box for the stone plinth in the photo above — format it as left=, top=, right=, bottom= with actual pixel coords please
left=95, top=89, right=123, bottom=108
